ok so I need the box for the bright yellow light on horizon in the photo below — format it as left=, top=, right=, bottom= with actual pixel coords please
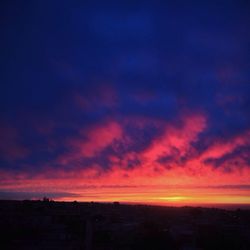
left=157, top=196, right=187, bottom=201
left=56, top=185, right=250, bottom=206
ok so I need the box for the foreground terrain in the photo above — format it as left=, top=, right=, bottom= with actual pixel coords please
left=0, top=200, right=250, bottom=250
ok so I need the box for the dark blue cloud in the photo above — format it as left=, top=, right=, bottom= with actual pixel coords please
left=0, top=0, right=250, bottom=173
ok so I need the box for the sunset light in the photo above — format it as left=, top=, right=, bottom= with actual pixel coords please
left=1, top=1, right=250, bottom=209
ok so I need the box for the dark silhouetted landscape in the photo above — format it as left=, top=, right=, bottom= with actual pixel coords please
left=1, top=200, right=250, bottom=250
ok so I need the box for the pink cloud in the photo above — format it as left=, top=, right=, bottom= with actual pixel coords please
left=198, top=131, right=250, bottom=166
left=142, top=113, right=207, bottom=163
left=78, top=121, right=122, bottom=157
left=56, top=120, right=123, bottom=166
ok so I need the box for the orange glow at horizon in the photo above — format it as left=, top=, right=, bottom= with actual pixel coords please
left=1, top=165, right=250, bottom=206
left=55, top=185, right=250, bottom=206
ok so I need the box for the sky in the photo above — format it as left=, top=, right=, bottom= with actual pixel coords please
left=0, top=0, right=250, bottom=206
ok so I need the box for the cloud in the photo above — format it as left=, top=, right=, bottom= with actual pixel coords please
left=0, top=1, right=250, bottom=204
left=142, top=113, right=206, bottom=162
left=0, top=124, right=29, bottom=161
